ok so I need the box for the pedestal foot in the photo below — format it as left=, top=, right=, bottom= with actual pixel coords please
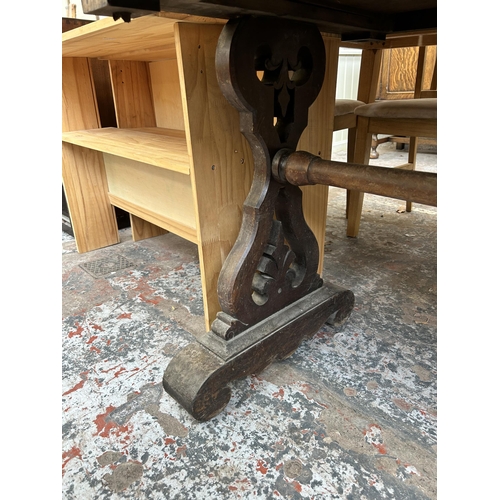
left=163, top=283, right=354, bottom=421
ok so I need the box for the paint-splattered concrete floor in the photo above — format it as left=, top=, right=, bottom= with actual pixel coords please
left=62, top=143, right=437, bottom=499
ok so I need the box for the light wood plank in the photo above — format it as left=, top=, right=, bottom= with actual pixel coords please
left=130, top=215, right=168, bottom=241
left=62, top=128, right=190, bottom=174
left=62, top=15, right=177, bottom=60
left=62, top=57, right=100, bottom=132
left=109, top=60, right=156, bottom=128
left=357, top=47, right=383, bottom=104
left=108, top=57, right=165, bottom=239
left=176, top=22, right=255, bottom=329
left=62, top=56, right=119, bottom=252
left=104, top=41, right=178, bottom=62
left=109, top=194, right=198, bottom=243
left=149, top=59, right=185, bottom=130
left=62, top=13, right=225, bottom=60
left=63, top=143, right=119, bottom=252
left=104, top=154, right=197, bottom=236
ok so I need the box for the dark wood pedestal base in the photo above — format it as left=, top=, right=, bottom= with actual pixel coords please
left=163, top=283, right=354, bottom=421
left=160, top=15, right=356, bottom=420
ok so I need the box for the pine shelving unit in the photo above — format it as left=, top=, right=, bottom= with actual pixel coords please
left=62, top=13, right=339, bottom=329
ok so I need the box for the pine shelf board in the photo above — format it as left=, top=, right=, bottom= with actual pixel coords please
left=62, top=13, right=224, bottom=61
left=108, top=194, right=198, bottom=244
left=62, top=127, right=191, bottom=174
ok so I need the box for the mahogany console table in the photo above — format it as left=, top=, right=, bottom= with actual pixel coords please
left=73, top=0, right=437, bottom=420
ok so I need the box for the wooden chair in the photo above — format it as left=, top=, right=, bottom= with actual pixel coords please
left=371, top=45, right=437, bottom=161
left=346, top=97, right=437, bottom=238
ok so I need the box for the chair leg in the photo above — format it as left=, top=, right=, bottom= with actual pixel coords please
left=406, top=136, right=419, bottom=212
left=346, top=126, right=356, bottom=163
left=345, top=126, right=356, bottom=218
left=346, top=190, right=365, bottom=237
left=346, top=116, right=372, bottom=237
left=370, top=133, right=380, bottom=159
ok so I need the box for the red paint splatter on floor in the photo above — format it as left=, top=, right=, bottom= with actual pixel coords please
left=126, top=367, right=140, bottom=377
left=292, top=481, right=302, bottom=493
left=90, top=346, right=101, bottom=354
left=87, top=335, right=98, bottom=344
left=94, top=406, right=116, bottom=436
left=62, top=371, right=88, bottom=396
left=272, top=388, right=285, bottom=398
left=62, top=379, right=85, bottom=396
left=118, top=312, right=132, bottom=319
left=164, top=438, right=175, bottom=445
left=364, top=423, right=381, bottom=437
left=93, top=406, right=130, bottom=438
left=62, top=446, right=82, bottom=475
left=114, top=367, right=127, bottom=378
left=101, top=364, right=121, bottom=373
left=91, top=323, right=104, bottom=331
left=256, top=459, right=268, bottom=474
left=176, top=444, right=187, bottom=457
left=228, top=486, right=238, bottom=492
left=364, top=424, right=387, bottom=454
left=68, top=323, right=84, bottom=338
left=139, top=293, right=160, bottom=305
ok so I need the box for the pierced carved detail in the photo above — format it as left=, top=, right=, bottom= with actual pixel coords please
left=211, top=16, right=326, bottom=332
left=255, top=44, right=313, bottom=144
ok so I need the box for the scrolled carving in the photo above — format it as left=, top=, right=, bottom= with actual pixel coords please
left=252, top=220, right=297, bottom=306
left=213, top=16, right=326, bottom=332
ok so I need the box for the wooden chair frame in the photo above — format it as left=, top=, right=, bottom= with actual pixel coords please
left=346, top=111, right=437, bottom=237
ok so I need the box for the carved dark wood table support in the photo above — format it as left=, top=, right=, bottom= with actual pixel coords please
left=162, top=16, right=355, bottom=420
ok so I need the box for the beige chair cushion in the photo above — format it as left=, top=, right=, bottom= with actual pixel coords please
left=354, top=98, right=437, bottom=120
left=334, top=99, right=365, bottom=116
